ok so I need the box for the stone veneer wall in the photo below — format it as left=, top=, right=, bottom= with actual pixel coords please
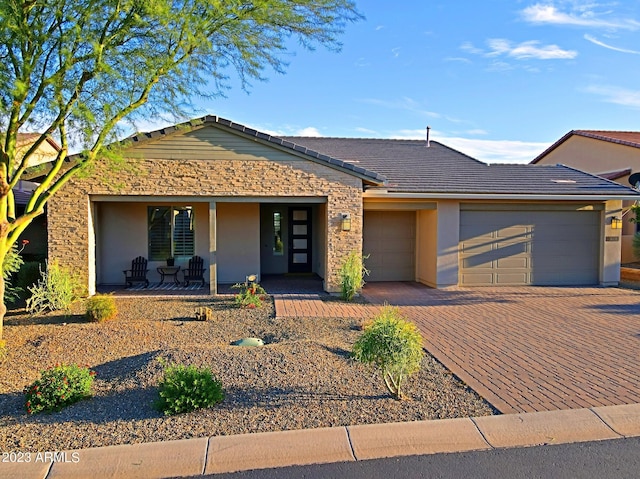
left=48, top=156, right=363, bottom=293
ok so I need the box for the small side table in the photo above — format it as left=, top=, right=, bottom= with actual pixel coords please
left=157, top=266, right=181, bottom=285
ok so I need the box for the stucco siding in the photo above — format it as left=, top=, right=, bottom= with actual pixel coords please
left=96, top=202, right=210, bottom=284
left=416, top=209, right=437, bottom=287
left=217, top=203, right=260, bottom=284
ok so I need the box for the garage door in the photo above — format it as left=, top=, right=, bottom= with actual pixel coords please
left=363, top=211, right=415, bottom=281
left=459, top=209, right=600, bottom=286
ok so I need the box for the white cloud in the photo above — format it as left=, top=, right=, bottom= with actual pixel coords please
left=391, top=47, right=401, bottom=58
left=460, top=42, right=484, bottom=54
left=444, top=57, right=472, bottom=64
left=487, top=39, right=577, bottom=59
left=584, top=34, right=640, bottom=54
left=584, top=84, right=640, bottom=108
left=441, top=136, right=552, bottom=164
left=522, top=4, right=640, bottom=30
left=295, top=127, right=322, bottom=137
left=382, top=128, right=550, bottom=164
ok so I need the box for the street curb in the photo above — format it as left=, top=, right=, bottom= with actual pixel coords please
left=3, top=403, right=639, bottom=479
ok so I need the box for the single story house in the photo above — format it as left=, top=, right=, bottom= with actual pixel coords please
left=531, top=130, right=640, bottom=262
left=47, top=116, right=640, bottom=295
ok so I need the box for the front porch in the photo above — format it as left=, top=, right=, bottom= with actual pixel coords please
left=97, top=274, right=326, bottom=296
left=93, top=199, right=333, bottom=294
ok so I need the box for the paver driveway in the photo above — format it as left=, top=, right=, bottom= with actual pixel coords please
left=361, top=283, right=640, bottom=414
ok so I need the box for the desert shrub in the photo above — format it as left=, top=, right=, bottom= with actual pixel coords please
left=24, top=363, right=95, bottom=414
left=339, top=251, right=369, bottom=301
left=86, top=294, right=118, bottom=322
left=232, top=279, right=267, bottom=309
left=352, top=305, right=423, bottom=400
left=155, top=361, right=224, bottom=416
left=3, top=242, right=25, bottom=304
left=25, top=261, right=82, bottom=314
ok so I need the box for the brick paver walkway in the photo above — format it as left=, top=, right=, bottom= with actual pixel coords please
left=363, top=283, right=640, bottom=414
left=275, top=283, right=640, bottom=414
left=274, top=293, right=379, bottom=318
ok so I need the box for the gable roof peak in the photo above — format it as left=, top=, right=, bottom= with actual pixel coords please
left=531, top=129, right=640, bottom=163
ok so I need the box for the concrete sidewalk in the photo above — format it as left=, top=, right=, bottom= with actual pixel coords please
left=4, top=403, right=640, bottom=479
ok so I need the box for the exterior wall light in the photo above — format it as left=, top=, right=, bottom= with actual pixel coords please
left=341, top=213, right=351, bottom=231
left=611, top=217, right=623, bottom=229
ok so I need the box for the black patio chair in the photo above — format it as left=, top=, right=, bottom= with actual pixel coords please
left=183, top=255, right=206, bottom=288
left=123, top=256, right=149, bottom=288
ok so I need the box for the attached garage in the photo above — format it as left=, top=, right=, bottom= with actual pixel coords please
left=459, top=206, right=601, bottom=286
left=363, top=211, right=416, bottom=281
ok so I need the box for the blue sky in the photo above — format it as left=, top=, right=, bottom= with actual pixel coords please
left=183, top=1, right=640, bottom=164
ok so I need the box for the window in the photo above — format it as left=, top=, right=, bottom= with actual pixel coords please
left=148, top=206, right=194, bottom=261
left=273, top=212, right=283, bottom=255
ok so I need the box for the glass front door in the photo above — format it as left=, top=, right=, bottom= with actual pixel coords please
left=288, top=207, right=312, bottom=273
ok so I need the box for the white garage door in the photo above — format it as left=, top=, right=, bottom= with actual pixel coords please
left=459, top=209, right=600, bottom=286
left=363, top=211, right=415, bottom=281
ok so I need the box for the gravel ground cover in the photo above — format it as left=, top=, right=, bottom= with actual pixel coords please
left=0, top=296, right=495, bottom=452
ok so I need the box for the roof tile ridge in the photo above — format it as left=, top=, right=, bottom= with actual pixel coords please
left=573, top=130, right=640, bottom=149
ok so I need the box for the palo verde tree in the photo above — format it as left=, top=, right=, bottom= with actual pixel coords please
left=0, top=0, right=361, bottom=343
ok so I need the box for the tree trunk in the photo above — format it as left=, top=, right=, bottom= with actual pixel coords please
left=0, top=265, right=5, bottom=343
left=0, top=235, right=9, bottom=344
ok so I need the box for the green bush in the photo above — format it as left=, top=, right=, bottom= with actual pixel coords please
left=3, top=242, right=25, bottom=304
left=352, top=305, right=423, bottom=400
left=231, top=280, right=267, bottom=309
left=25, top=261, right=82, bottom=314
left=155, top=361, right=224, bottom=416
left=24, top=363, right=95, bottom=414
left=86, top=294, right=118, bottom=322
left=339, top=251, right=369, bottom=301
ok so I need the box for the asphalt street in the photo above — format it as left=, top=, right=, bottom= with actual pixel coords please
left=180, top=437, right=640, bottom=479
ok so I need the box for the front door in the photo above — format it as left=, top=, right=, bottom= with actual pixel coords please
left=288, top=207, right=312, bottom=273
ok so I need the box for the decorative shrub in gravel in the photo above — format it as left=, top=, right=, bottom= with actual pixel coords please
left=352, top=305, right=424, bottom=400
left=339, top=251, right=369, bottom=301
left=232, top=279, right=267, bottom=309
left=26, top=261, right=82, bottom=314
left=24, top=364, right=95, bottom=414
left=86, top=294, right=118, bottom=322
left=154, top=361, right=224, bottom=416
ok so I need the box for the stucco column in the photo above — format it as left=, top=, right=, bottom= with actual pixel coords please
left=209, top=201, right=217, bottom=295
left=436, top=200, right=460, bottom=287
left=601, top=199, right=623, bottom=286
left=87, top=200, right=97, bottom=296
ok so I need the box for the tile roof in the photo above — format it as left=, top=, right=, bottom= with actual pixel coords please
left=531, top=130, right=640, bottom=164
left=283, top=136, right=638, bottom=197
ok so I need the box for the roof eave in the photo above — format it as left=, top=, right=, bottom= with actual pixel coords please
left=363, top=191, right=640, bottom=201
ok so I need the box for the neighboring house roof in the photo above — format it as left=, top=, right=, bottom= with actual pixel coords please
left=531, top=130, right=640, bottom=164
left=283, top=136, right=637, bottom=197
left=597, top=168, right=633, bottom=181
left=16, top=132, right=61, bottom=152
